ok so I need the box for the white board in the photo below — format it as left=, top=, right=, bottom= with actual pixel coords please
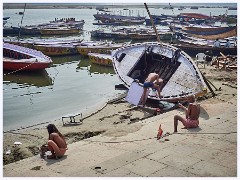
left=126, top=82, right=149, bottom=106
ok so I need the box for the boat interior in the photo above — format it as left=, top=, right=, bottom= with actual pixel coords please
left=127, top=47, right=182, bottom=89
left=3, top=48, right=33, bottom=60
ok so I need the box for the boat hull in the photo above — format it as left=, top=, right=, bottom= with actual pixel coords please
left=88, top=53, right=112, bottom=66
left=175, top=43, right=237, bottom=57
left=3, top=60, right=51, bottom=71
left=182, top=26, right=237, bottom=40
left=34, top=45, right=78, bottom=56
left=40, top=28, right=80, bottom=35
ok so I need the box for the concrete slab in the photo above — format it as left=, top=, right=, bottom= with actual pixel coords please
left=149, top=166, right=196, bottom=177
left=186, top=160, right=237, bottom=177
left=89, top=150, right=149, bottom=175
left=122, top=157, right=167, bottom=176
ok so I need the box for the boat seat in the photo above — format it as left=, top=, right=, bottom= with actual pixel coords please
left=196, top=53, right=206, bottom=68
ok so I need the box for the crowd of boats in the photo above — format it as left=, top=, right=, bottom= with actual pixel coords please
left=3, top=17, right=85, bottom=36
left=3, top=8, right=237, bottom=103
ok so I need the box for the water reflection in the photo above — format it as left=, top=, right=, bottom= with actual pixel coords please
left=51, top=54, right=82, bottom=65
left=3, top=70, right=53, bottom=87
left=89, top=63, right=115, bottom=75
left=76, top=56, right=90, bottom=70
left=77, top=57, right=115, bottom=75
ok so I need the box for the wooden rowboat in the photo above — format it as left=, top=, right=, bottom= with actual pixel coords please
left=34, top=44, right=79, bottom=56
left=88, top=53, right=112, bottom=66
left=77, top=42, right=126, bottom=56
left=182, top=26, right=237, bottom=40
left=40, top=27, right=80, bottom=35
left=175, top=43, right=237, bottom=57
left=112, top=42, right=207, bottom=103
left=3, top=43, right=52, bottom=71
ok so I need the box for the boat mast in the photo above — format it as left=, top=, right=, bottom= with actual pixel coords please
left=18, top=3, right=27, bottom=40
left=144, top=3, right=161, bottom=43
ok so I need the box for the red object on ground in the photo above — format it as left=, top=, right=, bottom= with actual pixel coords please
left=157, top=124, right=163, bottom=140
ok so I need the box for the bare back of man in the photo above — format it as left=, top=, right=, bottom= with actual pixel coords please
left=140, top=72, right=163, bottom=106
left=145, top=73, right=159, bottom=83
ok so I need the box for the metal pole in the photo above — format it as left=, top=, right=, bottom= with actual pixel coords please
left=144, top=3, right=161, bottom=43
left=18, top=3, right=27, bottom=40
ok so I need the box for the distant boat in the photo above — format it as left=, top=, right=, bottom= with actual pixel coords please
left=112, top=42, right=207, bottom=103
left=228, top=7, right=237, bottom=10
left=3, top=43, right=52, bottom=71
left=11, top=26, right=41, bottom=35
left=190, top=6, right=198, bottom=9
left=40, top=27, right=80, bottom=35
left=93, top=22, right=122, bottom=26
left=88, top=53, right=112, bottom=66
left=175, top=43, right=237, bottom=57
left=18, top=12, right=24, bottom=15
left=93, top=13, right=145, bottom=25
left=182, top=26, right=237, bottom=40
left=3, top=17, right=10, bottom=26
left=178, top=13, right=210, bottom=19
left=3, top=17, right=10, bottom=20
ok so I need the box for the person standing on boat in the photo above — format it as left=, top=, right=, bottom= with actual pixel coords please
left=213, top=39, right=221, bottom=47
left=140, top=70, right=163, bottom=106
left=40, top=124, right=68, bottom=159
left=224, top=39, right=231, bottom=48
left=173, top=95, right=200, bottom=133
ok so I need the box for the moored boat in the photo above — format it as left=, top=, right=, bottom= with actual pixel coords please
left=34, top=44, right=79, bottom=56
left=40, top=27, right=80, bottom=35
left=77, top=42, right=127, bottom=56
left=3, top=43, right=52, bottom=71
left=175, top=43, right=237, bottom=57
left=111, top=42, right=207, bottom=103
left=175, top=35, right=237, bottom=56
left=182, top=26, right=237, bottom=40
left=88, top=53, right=112, bottom=66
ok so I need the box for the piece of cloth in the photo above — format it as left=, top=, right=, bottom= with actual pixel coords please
left=143, top=82, right=154, bottom=88
left=182, top=118, right=199, bottom=128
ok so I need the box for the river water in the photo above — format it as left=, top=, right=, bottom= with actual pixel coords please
left=2, top=4, right=237, bottom=131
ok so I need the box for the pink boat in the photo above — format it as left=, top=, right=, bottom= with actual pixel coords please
left=3, top=42, right=52, bottom=71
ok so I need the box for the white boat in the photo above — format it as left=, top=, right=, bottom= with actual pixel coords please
left=111, top=42, right=207, bottom=102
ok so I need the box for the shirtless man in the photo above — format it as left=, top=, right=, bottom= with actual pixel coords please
left=40, top=124, right=68, bottom=159
left=140, top=71, right=163, bottom=106
left=174, top=95, right=200, bottom=132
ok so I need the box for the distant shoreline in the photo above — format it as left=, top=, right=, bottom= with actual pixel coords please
left=3, top=3, right=237, bottom=9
